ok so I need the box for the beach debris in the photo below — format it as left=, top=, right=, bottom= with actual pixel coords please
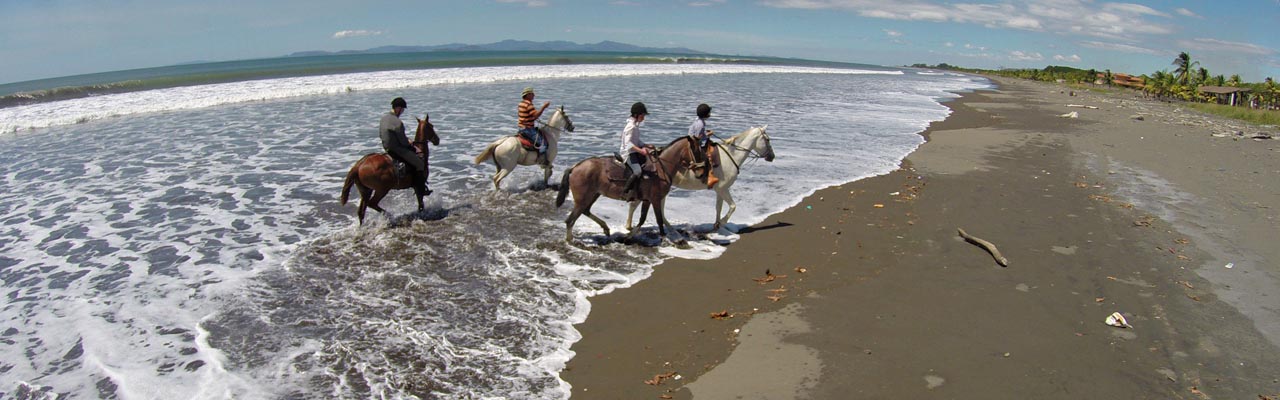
left=1133, top=215, right=1155, bottom=227
left=1096, top=297, right=1106, bottom=303
left=1180, top=281, right=1194, bottom=289
left=1059, top=111, right=1079, bottom=118
left=709, top=310, right=733, bottom=320
left=660, top=395, right=673, bottom=399
left=767, top=294, right=786, bottom=302
left=644, top=372, right=678, bottom=386
left=873, top=203, right=885, bottom=208
left=957, top=228, right=1009, bottom=267
left=1225, top=262, right=1234, bottom=269
left=794, top=266, right=807, bottom=273
left=1066, top=104, right=1099, bottom=109
left=1105, top=312, right=1133, bottom=329
left=1187, top=294, right=1201, bottom=302
left=753, top=269, right=786, bottom=284
left=1174, top=238, right=1190, bottom=245
left=889, top=191, right=900, bottom=196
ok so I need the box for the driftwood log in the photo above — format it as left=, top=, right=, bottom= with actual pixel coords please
left=958, top=228, right=1009, bottom=267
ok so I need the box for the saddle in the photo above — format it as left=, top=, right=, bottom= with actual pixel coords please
left=382, top=154, right=410, bottom=180
left=515, top=128, right=543, bottom=152
left=609, top=152, right=656, bottom=182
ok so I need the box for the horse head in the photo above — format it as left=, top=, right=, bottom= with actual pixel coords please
left=544, top=106, right=575, bottom=138
left=415, top=114, right=440, bottom=146
left=755, top=125, right=775, bottom=162
left=728, top=125, right=774, bottom=162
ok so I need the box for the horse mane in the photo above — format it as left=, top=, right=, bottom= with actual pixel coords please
left=724, top=126, right=758, bottom=146
left=662, top=135, right=694, bottom=148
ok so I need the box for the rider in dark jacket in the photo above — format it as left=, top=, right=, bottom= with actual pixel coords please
left=380, top=97, right=430, bottom=196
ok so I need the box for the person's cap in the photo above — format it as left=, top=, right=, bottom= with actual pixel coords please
left=391, top=97, right=407, bottom=108
left=631, top=102, right=649, bottom=116
left=522, top=87, right=535, bottom=97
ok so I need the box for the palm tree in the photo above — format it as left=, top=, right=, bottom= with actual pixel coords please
left=1227, top=74, right=1242, bottom=87
left=1104, top=69, right=1113, bottom=86
left=1196, top=67, right=1210, bottom=86
left=1172, top=52, right=1199, bottom=85
left=1211, top=75, right=1226, bottom=86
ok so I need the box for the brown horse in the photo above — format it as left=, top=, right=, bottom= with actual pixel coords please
left=340, top=115, right=440, bottom=224
left=554, top=136, right=697, bottom=242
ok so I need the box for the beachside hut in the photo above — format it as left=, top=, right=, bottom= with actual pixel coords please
left=1198, top=86, right=1251, bottom=106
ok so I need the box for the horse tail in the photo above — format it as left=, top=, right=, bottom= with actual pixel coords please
left=474, top=140, right=499, bottom=164
left=555, top=163, right=575, bottom=208
left=340, top=156, right=364, bottom=205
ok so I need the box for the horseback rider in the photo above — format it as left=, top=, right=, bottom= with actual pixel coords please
left=380, top=97, right=431, bottom=196
left=518, top=87, right=552, bottom=163
left=621, top=102, right=653, bottom=198
left=687, top=103, right=718, bottom=185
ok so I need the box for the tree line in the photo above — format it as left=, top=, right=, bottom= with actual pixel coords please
left=913, top=52, right=1279, bottom=110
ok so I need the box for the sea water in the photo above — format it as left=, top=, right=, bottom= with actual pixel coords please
left=0, top=59, right=988, bottom=399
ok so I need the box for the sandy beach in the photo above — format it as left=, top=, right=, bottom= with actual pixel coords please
left=563, top=77, right=1280, bottom=399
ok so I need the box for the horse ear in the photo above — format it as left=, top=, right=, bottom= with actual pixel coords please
left=761, top=124, right=768, bottom=131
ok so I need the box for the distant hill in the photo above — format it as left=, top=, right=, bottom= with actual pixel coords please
left=288, top=40, right=705, bottom=57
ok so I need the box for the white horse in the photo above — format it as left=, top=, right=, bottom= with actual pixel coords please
left=473, top=107, right=575, bottom=190
left=626, top=125, right=775, bottom=232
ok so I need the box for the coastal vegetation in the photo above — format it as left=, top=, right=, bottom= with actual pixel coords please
left=914, top=52, right=1280, bottom=126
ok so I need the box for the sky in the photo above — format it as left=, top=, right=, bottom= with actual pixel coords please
left=2, top=0, right=1278, bottom=85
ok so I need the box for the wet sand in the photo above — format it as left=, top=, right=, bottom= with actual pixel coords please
left=562, top=77, right=1280, bottom=399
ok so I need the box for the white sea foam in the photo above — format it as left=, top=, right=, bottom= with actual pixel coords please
left=0, top=64, right=987, bottom=398
left=0, top=64, right=899, bottom=134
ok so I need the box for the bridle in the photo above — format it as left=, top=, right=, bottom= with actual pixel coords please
left=711, top=128, right=772, bottom=172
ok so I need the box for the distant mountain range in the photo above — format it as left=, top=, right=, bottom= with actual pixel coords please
left=287, top=40, right=705, bottom=57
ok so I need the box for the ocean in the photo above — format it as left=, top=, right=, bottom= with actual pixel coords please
left=0, top=52, right=989, bottom=399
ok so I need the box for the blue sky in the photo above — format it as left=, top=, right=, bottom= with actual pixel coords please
left=2, top=0, right=1277, bottom=84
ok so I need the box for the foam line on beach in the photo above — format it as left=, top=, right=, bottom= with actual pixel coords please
left=0, top=64, right=898, bottom=134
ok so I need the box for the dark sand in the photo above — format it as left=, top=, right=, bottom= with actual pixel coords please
left=563, top=77, right=1280, bottom=399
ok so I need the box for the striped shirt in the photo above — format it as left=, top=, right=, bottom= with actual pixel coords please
left=518, top=99, right=540, bottom=128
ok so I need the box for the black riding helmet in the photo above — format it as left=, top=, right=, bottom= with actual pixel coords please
left=630, top=102, right=648, bottom=117
left=696, top=103, right=711, bottom=119
left=391, top=97, right=407, bottom=109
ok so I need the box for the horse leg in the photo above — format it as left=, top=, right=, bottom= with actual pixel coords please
left=368, top=189, right=389, bottom=215
left=357, top=185, right=373, bottom=224
left=715, top=189, right=737, bottom=231
left=653, top=197, right=669, bottom=237
left=582, top=209, right=610, bottom=237
left=542, top=164, right=554, bottom=188
left=492, top=167, right=511, bottom=191
left=625, top=201, right=639, bottom=231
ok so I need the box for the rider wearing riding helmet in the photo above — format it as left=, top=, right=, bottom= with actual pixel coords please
left=620, top=102, right=653, bottom=197
left=687, top=103, right=716, bottom=180
left=380, top=97, right=430, bottom=196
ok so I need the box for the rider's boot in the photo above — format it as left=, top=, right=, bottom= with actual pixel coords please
left=622, top=174, right=640, bottom=199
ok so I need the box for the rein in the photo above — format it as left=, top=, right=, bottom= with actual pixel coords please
left=710, top=129, right=769, bottom=173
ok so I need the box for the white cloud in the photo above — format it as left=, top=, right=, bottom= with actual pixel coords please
left=1174, top=8, right=1201, bottom=18
left=1009, top=50, right=1044, bottom=61
left=964, top=43, right=987, bottom=51
left=1178, top=38, right=1275, bottom=55
left=883, top=29, right=902, bottom=37
left=1053, top=54, right=1082, bottom=62
left=690, top=0, right=727, bottom=5
left=761, top=0, right=1173, bottom=39
left=332, top=30, right=382, bottom=39
left=1079, top=40, right=1163, bottom=55
left=497, top=0, right=549, bottom=7
left=944, top=42, right=953, bottom=47
left=1101, top=3, right=1169, bottom=18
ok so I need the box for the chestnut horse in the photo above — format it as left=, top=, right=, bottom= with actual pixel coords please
left=554, top=136, right=697, bottom=242
left=340, top=115, right=440, bottom=224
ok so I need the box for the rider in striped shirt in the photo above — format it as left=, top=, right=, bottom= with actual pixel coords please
left=518, top=87, right=551, bottom=162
